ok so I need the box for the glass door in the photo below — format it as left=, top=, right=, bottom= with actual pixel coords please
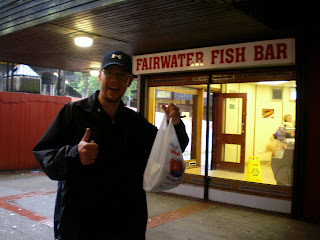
left=212, top=93, right=247, bottom=172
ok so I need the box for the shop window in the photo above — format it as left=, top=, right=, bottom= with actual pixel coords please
left=290, top=87, right=297, bottom=101
left=149, top=86, right=196, bottom=161
left=148, top=79, right=296, bottom=187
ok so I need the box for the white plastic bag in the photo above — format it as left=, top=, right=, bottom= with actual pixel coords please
left=143, top=115, right=185, bottom=192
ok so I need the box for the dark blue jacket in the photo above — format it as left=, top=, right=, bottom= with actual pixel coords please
left=33, top=91, right=189, bottom=240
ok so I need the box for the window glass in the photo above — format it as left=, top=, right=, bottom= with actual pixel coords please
left=0, top=61, right=105, bottom=99
left=152, top=86, right=194, bottom=161
left=149, top=80, right=296, bottom=186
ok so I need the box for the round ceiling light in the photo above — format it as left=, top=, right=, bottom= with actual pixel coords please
left=74, top=36, right=93, bottom=47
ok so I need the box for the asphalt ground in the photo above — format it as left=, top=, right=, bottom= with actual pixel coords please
left=0, top=171, right=319, bottom=240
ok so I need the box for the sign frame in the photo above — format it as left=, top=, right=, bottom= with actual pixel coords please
left=133, top=38, right=295, bottom=75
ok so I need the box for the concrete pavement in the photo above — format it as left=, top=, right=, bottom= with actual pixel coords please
left=1, top=171, right=319, bottom=240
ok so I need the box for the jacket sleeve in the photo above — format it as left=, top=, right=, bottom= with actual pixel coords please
left=33, top=103, right=80, bottom=180
left=174, top=121, right=189, bottom=152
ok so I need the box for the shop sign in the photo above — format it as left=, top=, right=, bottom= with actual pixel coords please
left=133, top=38, right=295, bottom=75
left=192, top=76, right=209, bottom=82
left=242, top=71, right=293, bottom=79
left=212, top=74, right=235, bottom=81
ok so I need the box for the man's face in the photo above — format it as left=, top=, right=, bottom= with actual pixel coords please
left=98, top=65, right=133, bottom=103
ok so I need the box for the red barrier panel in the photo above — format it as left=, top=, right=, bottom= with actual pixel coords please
left=0, top=92, right=73, bottom=170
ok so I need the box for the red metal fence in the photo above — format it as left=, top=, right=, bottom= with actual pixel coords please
left=0, top=92, right=75, bottom=171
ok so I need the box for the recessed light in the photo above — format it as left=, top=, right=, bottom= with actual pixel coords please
left=74, top=36, right=93, bottom=47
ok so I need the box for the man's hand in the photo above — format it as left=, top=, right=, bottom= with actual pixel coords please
left=162, top=103, right=181, bottom=126
left=78, top=128, right=98, bottom=165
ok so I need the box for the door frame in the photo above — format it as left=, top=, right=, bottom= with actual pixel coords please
left=141, top=67, right=296, bottom=203
left=212, top=93, right=247, bottom=173
left=146, top=84, right=204, bottom=166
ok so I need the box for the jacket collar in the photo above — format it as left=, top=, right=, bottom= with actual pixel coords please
left=78, top=90, right=126, bottom=116
left=75, top=90, right=99, bottom=112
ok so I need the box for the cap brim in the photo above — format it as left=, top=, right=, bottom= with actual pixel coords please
left=101, top=62, right=132, bottom=75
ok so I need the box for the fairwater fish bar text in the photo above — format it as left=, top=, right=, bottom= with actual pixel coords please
left=133, top=38, right=295, bottom=75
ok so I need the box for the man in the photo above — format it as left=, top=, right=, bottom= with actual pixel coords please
left=33, top=50, right=189, bottom=240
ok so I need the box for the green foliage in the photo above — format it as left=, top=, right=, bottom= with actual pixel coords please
left=87, top=75, right=101, bottom=95
left=67, top=72, right=137, bottom=103
left=67, top=72, right=100, bottom=96
left=122, top=80, right=137, bottom=105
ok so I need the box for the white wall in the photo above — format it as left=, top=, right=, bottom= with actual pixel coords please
left=224, top=82, right=296, bottom=162
left=240, top=83, right=256, bottom=162
left=254, top=85, right=283, bottom=160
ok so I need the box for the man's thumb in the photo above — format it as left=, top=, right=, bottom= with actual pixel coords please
left=82, top=128, right=91, bottom=142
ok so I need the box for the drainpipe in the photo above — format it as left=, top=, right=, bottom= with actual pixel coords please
left=6, top=62, right=10, bottom=91
left=10, top=63, right=14, bottom=92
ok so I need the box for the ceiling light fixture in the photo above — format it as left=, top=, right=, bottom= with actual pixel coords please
left=74, top=36, right=93, bottom=47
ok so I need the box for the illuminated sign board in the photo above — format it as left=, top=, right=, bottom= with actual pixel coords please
left=133, top=38, right=295, bottom=75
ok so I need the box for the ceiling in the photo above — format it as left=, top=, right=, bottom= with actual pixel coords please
left=0, top=0, right=302, bottom=73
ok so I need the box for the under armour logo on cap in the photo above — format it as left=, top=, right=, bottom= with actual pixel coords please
left=111, top=54, right=122, bottom=59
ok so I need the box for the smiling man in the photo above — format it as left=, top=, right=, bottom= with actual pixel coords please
left=33, top=50, right=189, bottom=240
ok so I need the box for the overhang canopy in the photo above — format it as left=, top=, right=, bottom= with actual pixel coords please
left=0, top=0, right=306, bottom=73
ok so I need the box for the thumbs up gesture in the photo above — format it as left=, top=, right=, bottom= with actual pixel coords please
left=78, top=128, right=98, bottom=165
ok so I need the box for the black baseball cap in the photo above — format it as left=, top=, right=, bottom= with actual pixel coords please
left=101, top=50, right=132, bottom=75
